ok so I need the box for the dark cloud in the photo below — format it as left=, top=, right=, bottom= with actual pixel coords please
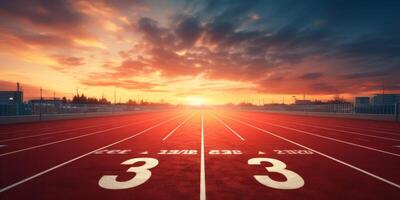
left=137, top=17, right=176, bottom=48
left=18, top=33, right=74, bottom=47
left=121, top=4, right=397, bottom=93
left=298, top=73, right=323, bottom=80
left=175, top=16, right=202, bottom=48
left=0, top=0, right=85, bottom=29
left=103, top=0, right=146, bottom=10
left=2, top=0, right=399, bottom=95
left=309, top=83, right=339, bottom=94
left=54, top=55, right=85, bottom=66
left=204, top=21, right=235, bottom=44
left=0, top=0, right=104, bottom=51
left=342, top=71, right=387, bottom=79
left=81, top=79, right=159, bottom=90
left=51, top=55, right=85, bottom=72
left=98, top=0, right=400, bottom=93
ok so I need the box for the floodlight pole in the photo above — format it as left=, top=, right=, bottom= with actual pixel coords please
left=39, top=88, right=43, bottom=121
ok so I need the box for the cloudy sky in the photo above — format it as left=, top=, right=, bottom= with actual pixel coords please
left=0, top=0, right=399, bottom=104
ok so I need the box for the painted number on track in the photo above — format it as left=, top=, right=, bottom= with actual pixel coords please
left=209, top=150, right=242, bottom=155
left=94, top=149, right=131, bottom=154
left=158, top=150, right=197, bottom=155
left=98, top=157, right=303, bottom=190
left=248, top=158, right=304, bottom=190
left=99, top=157, right=158, bottom=190
left=274, top=150, right=313, bottom=155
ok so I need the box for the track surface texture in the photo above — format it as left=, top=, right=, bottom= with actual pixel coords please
left=0, top=109, right=399, bottom=199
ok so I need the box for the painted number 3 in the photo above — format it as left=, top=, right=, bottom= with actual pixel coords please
left=248, top=158, right=304, bottom=189
left=98, top=157, right=303, bottom=190
left=99, top=158, right=158, bottom=190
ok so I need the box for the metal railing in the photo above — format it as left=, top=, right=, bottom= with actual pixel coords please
left=29, top=103, right=141, bottom=115
left=0, top=103, right=143, bottom=116
left=260, top=103, right=399, bottom=121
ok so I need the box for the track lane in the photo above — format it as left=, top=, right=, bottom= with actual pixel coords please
left=228, top=111, right=400, bottom=154
left=240, top=111, right=400, bottom=134
left=0, top=115, right=129, bottom=137
left=0, top=111, right=183, bottom=191
left=0, top=118, right=135, bottom=142
left=0, top=111, right=168, bottom=138
left=1, top=109, right=399, bottom=199
left=0, top=113, right=172, bottom=156
left=238, top=115, right=400, bottom=155
left=271, top=118, right=400, bottom=137
left=212, top=111, right=400, bottom=199
left=0, top=110, right=199, bottom=199
left=221, top=111, right=400, bottom=185
left=266, top=117, right=400, bottom=140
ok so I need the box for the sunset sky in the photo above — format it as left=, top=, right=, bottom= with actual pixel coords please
left=0, top=0, right=399, bottom=105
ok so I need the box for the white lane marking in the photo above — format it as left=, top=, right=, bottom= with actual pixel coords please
left=0, top=117, right=178, bottom=193
left=213, top=115, right=245, bottom=141
left=0, top=115, right=174, bottom=157
left=231, top=117, right=400, bottom=189
left=162, top=114, right=193, bottom=141
left=274, top=119, right=400, bottom=136
left=279, top=120, right=400, bottom=142
left=394, top=145, right=400, bottom=148
left=240, top=117, right=400, bottom=158
left=0, top=119, right=134, bottom=143
left=0, top=145, right=7, bottom=148
left=258, top=151, right=266, bottom=155
left=139, top=151, right=149, bottom=154
left=200, top=111, right=206, bottom=200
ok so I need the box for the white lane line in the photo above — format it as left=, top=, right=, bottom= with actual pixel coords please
left=231, top=117, right=400, bottom=189
left=239, top=116, right=400, bottom=157
left=276, top=120, right=400, bottom=142
left=162, top=114, right=193, bottom=141
left=0, top=116, right=170, bottom=157
left=274, top=119, right=400, bottom=136
left=200, top=111, right=206, bottom=200
left=0, top=145, right=6, bottom=148
left=331, top=125, right=400, bottom=136
left=0, top=117, right=177, bottom=193
left=0, top=119, right=133, bottom=143
left=213, top=115, right=245, bottom=141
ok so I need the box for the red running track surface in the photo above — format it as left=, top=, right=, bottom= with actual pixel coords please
left=0, top=109, right=399, bottom=199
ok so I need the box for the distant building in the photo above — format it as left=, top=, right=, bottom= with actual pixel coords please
left=0, top=83, right=29, bottom=116
left=29, top=99, right=63, bottom=105
left=355, top=97, right=370, bottom=105
left=371, top=94, right=400, bottom=105
left=294, top=99, right=312, bottom=105
left=0, top=82, right=23, bottom=104
left=0, top=91, right=23, bottom=104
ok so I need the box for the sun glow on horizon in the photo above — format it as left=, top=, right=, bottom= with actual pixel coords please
left=185, top=96, right=207, bottom=106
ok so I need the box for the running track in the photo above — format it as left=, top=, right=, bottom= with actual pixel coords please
left=0, top=109, right=399, bottom=199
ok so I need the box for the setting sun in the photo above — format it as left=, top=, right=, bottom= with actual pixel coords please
left=185, top=96, right=207, bottom=106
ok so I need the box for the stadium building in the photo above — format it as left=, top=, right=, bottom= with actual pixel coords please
left=371, top=94, right=400, bottom=105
